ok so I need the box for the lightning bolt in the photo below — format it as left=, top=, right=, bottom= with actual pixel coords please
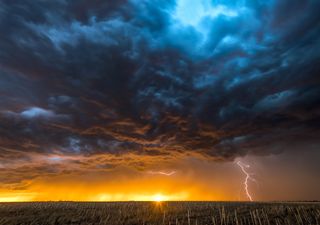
left=147, top=171, right=177, bottom=176
left=236, top=161, right=256, bottom=202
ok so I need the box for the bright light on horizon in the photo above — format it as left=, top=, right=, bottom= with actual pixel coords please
left=0, top=193, right=35, bottom=202
left=94, top=191, right=189, bottom=202
left=152, top=193, right=167, bottom=202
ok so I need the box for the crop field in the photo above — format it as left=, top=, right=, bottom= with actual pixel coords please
left=0, top=202, right=319, bottom=225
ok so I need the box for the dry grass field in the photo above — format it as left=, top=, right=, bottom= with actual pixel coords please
left=0, top=201, right=319, bottom=225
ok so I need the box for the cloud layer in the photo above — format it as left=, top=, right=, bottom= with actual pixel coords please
left=0, top=0, right=320, bottom=178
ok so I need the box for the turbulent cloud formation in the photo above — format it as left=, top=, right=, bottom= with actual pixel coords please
left=0, top=0, right=320, bottom=177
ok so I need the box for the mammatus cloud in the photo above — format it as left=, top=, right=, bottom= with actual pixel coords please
left=0, top=0, right=320, bottom=187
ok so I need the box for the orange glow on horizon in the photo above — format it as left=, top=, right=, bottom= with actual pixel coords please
left=0, top=193, right=35, bottom=202
left=0, top=177, right=231, bottom=202
left=0, top=159, right=238, bottom=202
left=0, top=189, right=230, bottom=202
left=152, top=193, right=166, bottom=202
left=95, top=192, right=188, bottom=202
left=0, top=192, right=189, bottom=202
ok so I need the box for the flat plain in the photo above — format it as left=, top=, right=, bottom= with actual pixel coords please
left=0, top=201, right=319, bottom=225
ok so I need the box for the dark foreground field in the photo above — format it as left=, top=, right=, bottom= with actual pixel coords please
left=0, top=202, right=319, bottom=225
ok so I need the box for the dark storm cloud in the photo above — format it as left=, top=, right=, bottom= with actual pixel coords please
left=0, top=0, right=320, bottom=165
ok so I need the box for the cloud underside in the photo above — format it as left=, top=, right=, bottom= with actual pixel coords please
left=0, top=0, right=320, bottom=174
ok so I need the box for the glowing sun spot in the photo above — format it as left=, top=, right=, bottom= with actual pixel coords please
left=152, top=194, right=167, bottom=202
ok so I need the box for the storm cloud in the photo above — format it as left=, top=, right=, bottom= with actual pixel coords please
left=1, top=0, right=320, bottom=170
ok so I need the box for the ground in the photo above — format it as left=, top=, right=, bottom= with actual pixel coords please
left=0, top=202, right=319, bottom=225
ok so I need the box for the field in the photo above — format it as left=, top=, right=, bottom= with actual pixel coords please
left=0, top=202, right=319, bottom=225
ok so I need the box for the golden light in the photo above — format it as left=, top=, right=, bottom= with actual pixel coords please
left=152, top=193, right=167, bottom=202
left=0, top=167, right=231, bottom=202
left=0, top=193, right=35, bottom=202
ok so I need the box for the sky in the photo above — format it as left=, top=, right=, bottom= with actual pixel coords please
left=0, top=0, right=320, bottom=202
